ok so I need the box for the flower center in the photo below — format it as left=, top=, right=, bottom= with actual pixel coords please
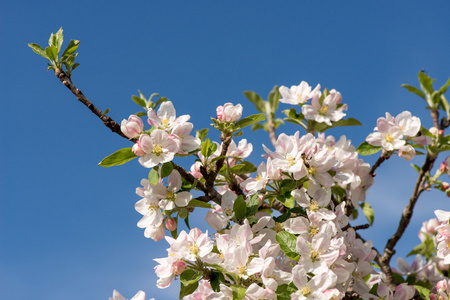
left=309, top=226, right=319, bottom=236
left=166, top=191, right=176, bottom=201
left=300, top=286, right=311, bottom=296
left=309, top=200, right=319, bottom=212
left=148, top=203, right=159, bottom=211
left=153, top=144, right=163, bottom=156
left=310, top=249, right=321, bottom=262
left=319, top=105, right=328, bottom=115
left=161, top=117, right=170, bottom=128
left=189, top=242, right=198, bottom=255
left=286, top=154, right=296, bottom=167
left=307, top=165, right=317, bottom=176
left=385, top=134, right=394, bottom=144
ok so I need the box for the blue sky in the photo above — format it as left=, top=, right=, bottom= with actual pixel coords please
left=1, top=1, right=450, bottom=299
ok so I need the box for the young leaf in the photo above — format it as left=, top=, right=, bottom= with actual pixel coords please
left=268, top=86, right=280, bottom=112
left=243, top=91, right=266, bottom=113
left=233, top=195, right=247, bottom=220
left=414, top=285, right=431, bottom=300
left=148, top=168, right=159, bottom=185
left=315, top=117, right=362, bottom=132
left=231, top=286, right=246, bottom=300
left=98, top=147, right=137, bottom=167
left=179, top=282, right=199, bottom=300
left=360, top=202, right=374, bottom=225
left=45, top=45, right=58, bottom=62
left=188, top=199, right=214, bottom=209
left=246, top=194, right=260, bottom=217
left=54, top=28, right=64, bottom=53
left=180, top=269, right=202, bottom=285
left=196, top=128, right=209, bottom=141
left=356, top=141, right=382, bottom=156
left=411, top=164, right=421, bottom=173
left=28, top=43, right=49, bottom=59
left=276, top=231, right=299, bottom=261
left=132, top=95, right=147, bottom=108
left=235, top=113, right=266, bottom=130
left=401, top=84, right=425, bottom=100
left=201, top=138, right=211, bottom=158
left=61, top=39, right=80, bottom=58
left=160, top=162, right=174, bottom=178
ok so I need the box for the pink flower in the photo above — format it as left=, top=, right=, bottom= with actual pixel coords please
left=279, top=81, right=321, bottom=105
left=398, top=144, right=416, bottom=161
left=121, top=115, right=144, bottom=139
left=138, top=130, right=180, bottom=168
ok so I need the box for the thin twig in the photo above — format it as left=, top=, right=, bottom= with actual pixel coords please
left=370, top=149, right=392, bottom=177
left=267, top=115, right=278, bottom=148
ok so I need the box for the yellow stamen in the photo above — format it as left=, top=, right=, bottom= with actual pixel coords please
left=319, top=105, right=328, bottom=115
left=153, top=144, right=163, bottom=156
left=385, top=134, right=394, bottom=144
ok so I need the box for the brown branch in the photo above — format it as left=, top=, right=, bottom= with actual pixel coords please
left=431, top=109, right=440, bottom=129
left=53, top=68, right=223, bottom=205
left=379, top=153, right=436, bottom=288
left=370, top=149, right=393, bottom=177
left=54, top=69, right=133, bottom=141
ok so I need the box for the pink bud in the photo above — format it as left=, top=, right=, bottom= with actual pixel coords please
left=132, top=142, right=145, bottom=156
left=165, top=218, right=177, bottom=231
left=171, top=260, right=186, bottom=275
left=443, top=182, right=449, bottom=190
left=436, top=279, right=448, bottom=292
left=439, top=129, right=444, bottom=136
left=216, top=105, right=224, bottom=120
left=440, top=161, right=448, bottom=172
left=121, top=115, right=144, bottom=139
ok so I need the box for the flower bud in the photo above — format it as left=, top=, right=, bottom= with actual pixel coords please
left=121, top=115, right=144, bottom=139
left=132, top=142, right=145, bottom=156
left=430, top=127, right=439, bottom=136
left=216, top=103, right=243, bottom=122
left=171, top=260, right=186, bottom=275
left=165, top=218, right=177, bottom=231
left=446, top=189, right=450, bottom=197
left=443, top=182, right=449, bottom=190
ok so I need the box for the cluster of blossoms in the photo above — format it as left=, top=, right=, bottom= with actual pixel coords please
left=112, top=79, right=450, bottom=299
left=121, top=101, right=201, bottom=168
left=366, top=111, right=422, bottom=160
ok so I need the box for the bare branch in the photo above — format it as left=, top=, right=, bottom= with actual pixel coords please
left=370, top=149, right=393, bottom=177
left=267, top=116, right=278, bottom=148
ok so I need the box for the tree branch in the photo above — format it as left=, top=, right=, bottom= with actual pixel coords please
left=379, top=153, right=436, bottom=287
left=370, top=149, right=393, bottom=177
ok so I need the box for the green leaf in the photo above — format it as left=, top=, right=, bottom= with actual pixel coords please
left=201, top=138, right=211, bottom=158
left=411, top=164, right=421, bottom=173
left=28, top=43, right=49, bottom=59
left=209, top=271, right=225, bottom=292
left=356, top=141, right=382, bottom=156
left=61, top=39, right=80, bottom=58
left=45, top=45, right=58, bottom=62
left=246, top=194, right=260, bottom=217
left=315, top=117, right=362, bottom=132
left=148, top=168, right=159, bottom=185
left=180, top=269, right=202, bottom=285
left=235, top=113, right=266, bottom=130
left=98, top=147, right=137, bottom=167
left=188, top=199, right=214, bottom=209
left=104, top=108, right=110, bottom=115
left=243, top=91, right=266, bottom=113
left=230, top=161, right=257, bottom=175
left=401, top=84, right=425, bottom=100
left=414, top=285, right=431, bottom=300
left=276, top=231, right=299, bottom=261
left=53, top=28, right=64, bottom=53
left=439, top=76, right=450, bottom=95
left=268, top=86, right=280, bottom=112
left=179, top=281, right=199, bottom=300
left=360, top=202, right=374, bottom=225
left=407, top=234, right=435, bottom=259
left=160, top=162, right=174, bottom=178
left=440, top=94, right=450, bottom=117
left=251, top=123, right=264, bottom=131
left=418, top=71, right=435, bottom=96
left=196, top=128, right=209, bottom=141
left=233, top=195, right=247, bottom=220
left=132, top=95, right=147, bottom=108
left=231, top=286, right=246, bottom=300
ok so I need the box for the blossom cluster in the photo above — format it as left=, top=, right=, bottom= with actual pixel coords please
left=112, top=80, right=450, bottom=299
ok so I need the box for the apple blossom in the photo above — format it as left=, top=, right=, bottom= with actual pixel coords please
left=279, top=81, right=321, bottom=105
left=121, top=115, right=144, bottom=139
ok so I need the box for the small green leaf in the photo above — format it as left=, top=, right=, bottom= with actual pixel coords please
left=233, top=195, right=247, bottom=220
left=231, top=286, right=246, bottom=300
left=268, top=86, right=280, bottom=112
left=54, top=28, right=64, bottom=53
left=160, top=162, right=174, bottom=178
left=246, top=194, right=260, bottom=217
left=243, top=91, right=266, bottom=113
left=61, top=39, right=80, bottom=58
left=148, top=168, right=159, bottom=185
left=360, top=202, right=374, bottom=225
left=411, top=164, right=421, bottom=173
left=230, top=161, right=257, bottom=175
left=98, top=147, right=137, bottom=167
left=235, top=113, right=266, bottom=130
left=104, top=108, right=110, bottom=115
left=276, top=231, right=299, bottom=261
left=201, top=138, right=211, bottom=158
left=401, top=84, right=425, bottom=100
left=188, top=199, right=214, bottom=209
left=28, top=43, right=49, bottom=59
left=439, top=76, right=450, bottom=95
left=132, top=95, right=147, bottom=108
left=418, top=71, right=435, bottom=96
left=315, top=117, right=362, bottom=132
left=356, top=141, right=382, bottom=156
left=135, top=111, right=147, bottom=117
left=414, top=285, right=431, bottom=300
left=45, top=45, right=58, bottom=61
left=440, top=94, right=450, bottom=118
left=209, top=271, right=225, bottom=292
left=408, top=234, right=436, bottom=259
left=180, top=269, right=202, bottom=285
left=179, top=281, right=199, bottom=300
left=251, top=123, right=264, bottom=131
left=196, top=128, right=209, bottom=141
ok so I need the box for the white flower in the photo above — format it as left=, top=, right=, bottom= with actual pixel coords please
left=302, top=89, right=346, bottom=126
left=279, top=81, right=321, bottom=105
left=138, top=130, right=180, bottom=168
left=366, top=117, right=405, bottom=151
left=110, top=290, right=147, bottom=300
